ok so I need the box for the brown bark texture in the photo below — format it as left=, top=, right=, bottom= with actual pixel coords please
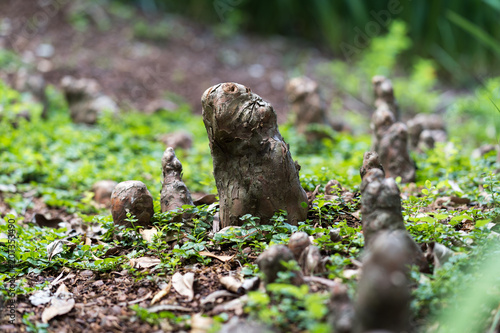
left=378, top=122, right=416, bottom=183
left=407, top=114, right=447, bottom=151
left=256, top=244, right=304, bottom=285
left=110, top=180, right=154, bottom=228
left=370, top=105, right=396, bottom=153
left=201, top=82, right=308, bottom=227
left=355, top=230, right=411, bottom=333
left=286, top=76, right=347, bottom=140
left=360, top=164, right=428, bottom=271
left=160, top=147, right=194, bottom=213
left=359, top=151, right=384, bottom=180
left=328, top=284, right=355, bottom=333
left=372, top=75, right=399, bottom=120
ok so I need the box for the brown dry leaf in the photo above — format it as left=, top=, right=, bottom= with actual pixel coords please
left=172, top=272, right=195, bottom=301
left=199, top=251, right=234, bottom=262
left=151, top=280, right=172, bottom=305
left=41, top=284, right=75, bottom=324
left=55, top=283, right=70, bottom=296
left=102, top=246, right=122, bottom=257
left=191, top=313, right=214, bottom=333
left=46, top=239, right=75, bottom=261
left=129, top=256, right=161, bottom=269
left=140, top=228, right=158, bottom=243
left=33, top=213, right=64, bottom=228
left=193, top=194, right=217, bottom=206
left=85, top=237, right=92, bottom=246
left=219, top=276, right=242, bottom=294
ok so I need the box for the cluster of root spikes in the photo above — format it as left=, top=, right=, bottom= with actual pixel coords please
left=95, top=79, right=452, bottom=332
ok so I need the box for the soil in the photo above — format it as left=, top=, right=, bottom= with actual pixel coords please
left=0, top=0, right=330, bottom=122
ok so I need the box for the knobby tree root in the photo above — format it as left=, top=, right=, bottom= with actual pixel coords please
left=110, top=180, right=154, bottom=229
left=370, top=76, right=416, bottom=183
left=355, top=230, right=412, bottom=333
left=160, top=147, right=194, bottom=214
left=201, top=82, right=308, bottom=227
left=372, top=75, right=399, bottom=120
left=286, top=76, right=348, bottom=140
left=360, top=152, right=428, bottom=272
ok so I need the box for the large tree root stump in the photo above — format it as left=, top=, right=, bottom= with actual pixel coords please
left=201, top=82, right=308, bottom=227
left=160, top=147, right=194, bottom=214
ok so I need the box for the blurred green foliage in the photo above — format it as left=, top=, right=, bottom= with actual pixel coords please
left=115, top=0, right=500, bottom=81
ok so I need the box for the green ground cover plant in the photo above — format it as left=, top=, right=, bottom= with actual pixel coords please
left=1, top=30, right=500, bottom=331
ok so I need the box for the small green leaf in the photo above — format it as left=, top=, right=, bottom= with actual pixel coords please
left=425, top=180, right=432, bottom=189
left=422, top=189, right=429, bottom=195
left=419, top=216, right=436, bottom=223
left=475, top=219, right=491, bottom=228
left=450, top=215, right=473, bottom=226
left=433, top=213, right=449, bottom=220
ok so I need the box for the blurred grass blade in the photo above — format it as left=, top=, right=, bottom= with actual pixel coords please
left=446, top=10, right=500, bottom=54
left=490, top=98, right=500, bottom=114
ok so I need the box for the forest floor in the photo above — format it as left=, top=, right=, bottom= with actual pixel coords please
left=0, top=0, right=333, bottom=122
left=1, top=1, right=499, bottom=333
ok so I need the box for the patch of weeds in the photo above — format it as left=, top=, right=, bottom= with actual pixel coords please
left=412, top=237, right=500, bottom=331
left=23, top=313, right=50, bottom=333
left=246, top=282, right=331, bottom=332
left=130, top=304, right=190, bottom=327
left=213, top=211, right=298, bottom=259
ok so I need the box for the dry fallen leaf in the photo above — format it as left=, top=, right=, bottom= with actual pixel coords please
left=151, top=280, right=172, bottom=305
left=220, top=276, right=242, bottom=294
left=33, top=213, right=64, bottom=228
left=41, top=298, right=75, bottom=323
left=199, top=251, right=234, bottom=262
left=46, top=239, right=76, bottom=261
left=40, top=283, right=75, bottom=323
left=55, top=283, right=70, bottom=296
left=140, top=228, right=158, bottom=243
left=129, top=256, right=161, bottom=269
left=29, top=289, right=53, bottom=306
left=172, top=272, right=195, bottom=301
left=193, top=194, right=217, bottom=206
left=191, top=313, right=214, bottom=333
